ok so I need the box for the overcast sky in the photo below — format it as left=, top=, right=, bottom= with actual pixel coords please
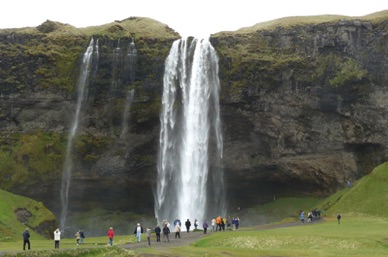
left=1, top=0, right=387, bottom=37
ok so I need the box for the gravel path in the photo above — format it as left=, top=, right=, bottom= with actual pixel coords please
left=120, top=230, right=208, bottom=250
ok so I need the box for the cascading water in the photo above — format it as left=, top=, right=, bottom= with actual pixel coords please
left=60, top=38, right=98, bottom=231
left=155, top=38, right=224, bottom=224
left=120, top=38, right=137, bottom=139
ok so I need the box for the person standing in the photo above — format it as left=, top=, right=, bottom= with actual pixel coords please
left=80, top=230, right=85, bottom=244
left=154, top=224, right=161, bottom=242
left=337, top=213, right=342, bottom=224
left=146, top=227, right=152, bottom=246
left=107, top=227, right=114, bottom=246
left=194, top=219, right=199, bottom=230
left=54, top=228, right=61, bottom=249
left=185, top=219, right=191, bottom=233
left=203, top=220, right=209, bottom=234
left=174, top=222, right=181, bottom=238
left=235, top=217, right=240, bottom=230
left=211, top=217, right=216, bottom=232
left=23, top=228, right=30, bottom=250
left=216, top=216, right=221, bottom=231
left=134, top=223, right=143, bottom=242
left=162, top=224, right=170, bottom=242
left=75, top=230, right=81, bottom=245
left=300, top=211, right=305, bottom=224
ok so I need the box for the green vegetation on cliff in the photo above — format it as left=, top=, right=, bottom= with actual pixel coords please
left=0, top=131, right=65, bottom=189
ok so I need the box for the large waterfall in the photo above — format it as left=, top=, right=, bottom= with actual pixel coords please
left=60, top=38, right=98, bottom=231
left=155, top=38, right=224, bottom=224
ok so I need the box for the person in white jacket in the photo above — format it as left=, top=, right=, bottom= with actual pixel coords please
left=54, top=229, right=61, bottom=249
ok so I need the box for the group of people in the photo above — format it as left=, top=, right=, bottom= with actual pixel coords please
left=211, top=216, right=240, bottom=231
left=21, top=216, right=240, bottom=250
left=300, top=209, right=323, bottom=223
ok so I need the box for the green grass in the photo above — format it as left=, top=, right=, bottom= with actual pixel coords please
left=0, top=189, right=55, bottom=240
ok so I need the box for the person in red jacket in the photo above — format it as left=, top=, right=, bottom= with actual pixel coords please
left=107, top=227, right=114, bottom=245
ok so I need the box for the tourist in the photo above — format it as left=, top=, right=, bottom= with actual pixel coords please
left=203, top=220, right=209, bottom=234
left=80, top=230, right=85, bottom=244
left=194, top=218, right=199, bottom=230
left=235, top=217, right=240, bottom=229
left=75, top=230, right=81, bottom=245
left=154, top=224, right=161, bottom=242
left=107, top=227, right=114, bottom=245
left=54, top=228, right=61, bottom=249
left=300, top=211, right=305, bottom=224
left=163, top=224, right=170, bottom=242
left=307, top=212, right=313, bottom=223
left=134, top=223, right=143, bottom=242
left=216, top=215, right=221, bottom=231
left=174, top=222, right=181, bottom=238
left=185, top=219, right=191, bottom=232
left=146, top=227, right=152, bottom=246
left=221, top=217, right=225, bottom=231
left=23, top=228, right=30, bottom=250
left=211, top=217, right=216, bottom=232
left=173, top=218, right=181, bottom=227
left=337, top=213, right=342, bottom=224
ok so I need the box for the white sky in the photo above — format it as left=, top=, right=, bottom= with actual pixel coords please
left=1, top=0, right=387, bottom=38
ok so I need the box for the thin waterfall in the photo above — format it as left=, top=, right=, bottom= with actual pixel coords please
left=60, top=38, right=97, bottom=231
left=120, top=89, right=135, bottom=139
left=120, top=38, right=137, bottom=139
left=155, top=38, right=224, bottom=224
left=110, top=39, right=121, bottom=95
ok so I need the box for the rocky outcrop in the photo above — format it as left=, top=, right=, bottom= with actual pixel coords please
left=0, top=13, right=387, bottom=219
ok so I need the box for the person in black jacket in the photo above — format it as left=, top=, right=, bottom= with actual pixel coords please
left=162, top=224, right=170, bottom=242
left=185, top=219, right=191, bottom=233
left=23, top=228, right=30, bottom=250
left=154, top=224, right=161, bottom=242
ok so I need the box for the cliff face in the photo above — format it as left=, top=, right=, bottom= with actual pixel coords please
left=0, top=14, right=387, bottom=218
left=212, top=14, right=388, bottom=206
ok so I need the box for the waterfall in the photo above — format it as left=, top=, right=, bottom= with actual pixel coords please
left=110, top=39, right=121, bottom=95
left=120, top=89, right=135, bottom=139
left=120, top=38, right=137, bottom=139
left=155, top=38, right=224, bottom=224
left=60, top=38, right=97, bottom=231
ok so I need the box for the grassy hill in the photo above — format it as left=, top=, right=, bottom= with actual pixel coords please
left=0, top=189, right=56, bottom=241
left=318, top=162, right=388, bottom=217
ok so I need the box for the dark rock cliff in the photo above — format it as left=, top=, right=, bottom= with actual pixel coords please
left=0, top=13, right=387, bottom=220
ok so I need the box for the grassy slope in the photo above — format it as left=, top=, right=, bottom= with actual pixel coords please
left=0, top=189, right=55, bottom=241
left=319, top=162, right=388, bottom=217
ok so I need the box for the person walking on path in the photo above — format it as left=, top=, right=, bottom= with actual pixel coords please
left=75, top=230, right=81, bottom=245
left=163, top=224, right=170, bottom=242
left=300, top=211, right=305, bottom=224
left=194, top=219, right=199, bottom=230
left=54, top=228, right=61, bottom=249
left=155, top=224, right=161, bottom=242
left=211, top=217, right=216, bottom=232
left=203, top=220, right=209, bottom=234
left=185, top=219, right=191, bottom=233
left=146, top=227, right=152, bottom=246
left=337, top=213, right=342, bottom=224
left=216, top=216, right=221, bottom=231
left=174, top=222, right=181, bottom=238
left=80, top=230, right=85, bottom=244
left=134, top=223, right=144, bottom=242
left=235, top=217, right=240, bottom=229
left=23, top=228, right=31, bottom=250
left=107, top=227, right=114, bottom=246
